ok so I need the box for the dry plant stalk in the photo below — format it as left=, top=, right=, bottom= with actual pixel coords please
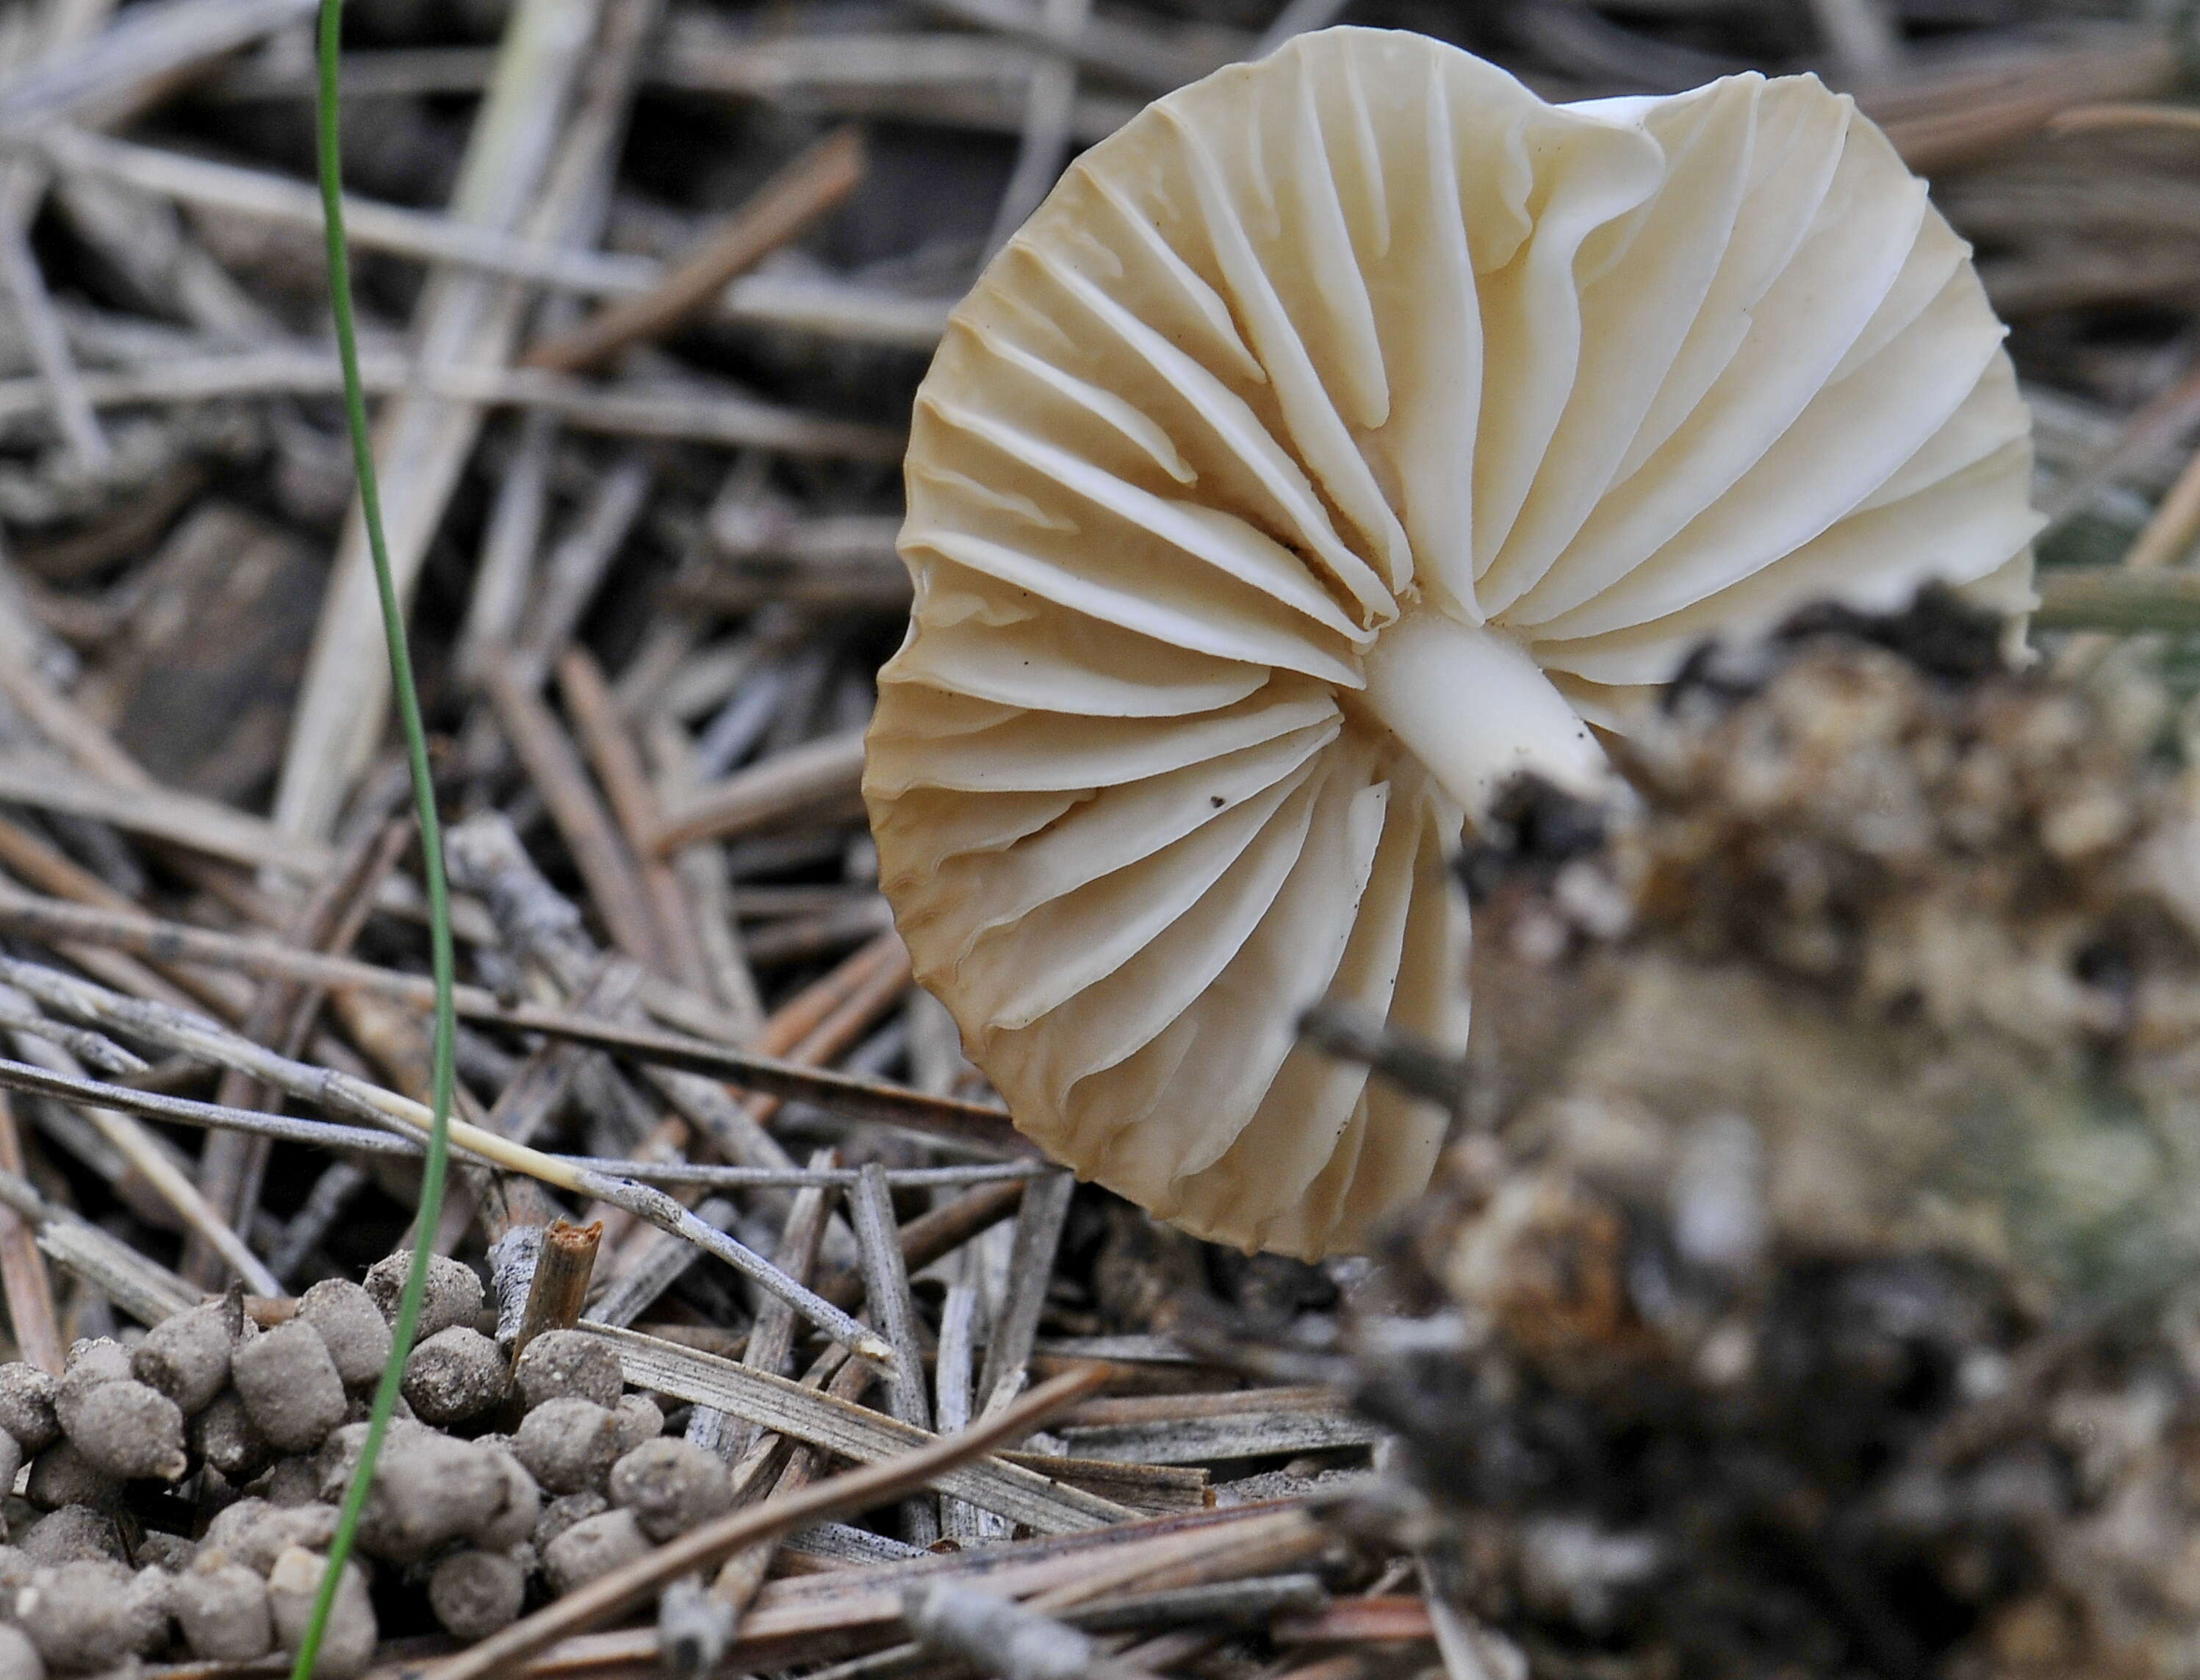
left=509, top=1216, right=602, bottom=1362
left=523, top=125, right=866, bottom=374
left=274, top=0, right=608, bottom=843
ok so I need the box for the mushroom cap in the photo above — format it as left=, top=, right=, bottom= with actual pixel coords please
left=865, top=28, right=2040, bottom=1259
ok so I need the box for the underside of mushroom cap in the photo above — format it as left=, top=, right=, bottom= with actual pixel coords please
left=865, top=26, right=2041, bottom=1259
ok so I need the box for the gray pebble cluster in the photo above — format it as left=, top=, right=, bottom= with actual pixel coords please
left=0, top=1291, right=714, bottom=1679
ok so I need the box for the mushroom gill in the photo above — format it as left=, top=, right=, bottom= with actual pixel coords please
left=863, top=27, right=2042, bottom=1259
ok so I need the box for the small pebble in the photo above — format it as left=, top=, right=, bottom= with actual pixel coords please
left=614, top=1393, right=664, bottom=1452
left=131, top=1559, right=172, bottom=1616
left=130, top=1302, right=240, bottom=1415
left=195, top=1461, right=241, bottom=1514
left=609, top=1438, right=733, bottom=1541
left=22, top=1445, right=113, bottom=1513
left=0, top=1428, right=21, bottom=1497
left=336, top=1389, right=414, bottom=1430
left=515, top=1398, right=622, bottom=1495
left=544, top=1508, right=650, bottom=1595
left=190, top=1390, right=272, bottom=1482
left=268, top=1546, right=375, bottom=1680
left=15, top=1510, right=120, bottom=1568
left=50, top=1346, right=129, bottom=1440
left=240, top=1504, right=339, bottom=1583
left=171, top=1554, right=273, bottom=1662
left=15, top=1559, right=165, bottom=1673
left=61, top=1382, right=185, bottom=1482
left=57, top=1340, right=127, bottom=1384
left=133, top=1532, right=194, bottom=1573
left=360, top=1433, right=503, bottom=1562
left=199, top=1499, right=269, bottom=1561
left=402, top=1327, right=506, bottom=1425
left=215, top=1503, right=339, bottom=1577
left=514, top=1330, right=622, bottom=1411
left=0, top=1366, right=58, bottom=1453
left=533, top=1490, right=607, bottom=1554
left=428, top=1548, right=526, bottom=1640
left=295, top=1280, right=392, bottom=1392
left=365, top=1253, right=484, bottom=1340
left=231, top=1321, right=348, bottom=1452
left=474, top=1445, right=542, bottom=1551
left=0, top=1624, right=42, bottom=1680
left=314, top=1420, right=370, bottom=1499
left=313, top=1418, right=425, bottom=1501
left=254, top=1456, right=323, bottom=1508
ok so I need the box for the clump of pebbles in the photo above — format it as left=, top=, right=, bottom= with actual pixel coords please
left=0, top=1274, right=718, bottom=1676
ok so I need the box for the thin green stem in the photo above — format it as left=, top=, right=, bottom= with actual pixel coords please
left=294, top=2, right=458, bottom=1674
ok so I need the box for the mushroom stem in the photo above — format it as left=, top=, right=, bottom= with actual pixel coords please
left=1360, top=610, right=1611, bottom=822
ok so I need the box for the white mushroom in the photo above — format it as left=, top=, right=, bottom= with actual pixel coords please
left=864, top=27, right=2041, bottom=1259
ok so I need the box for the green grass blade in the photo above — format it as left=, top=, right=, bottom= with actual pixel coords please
left=293, top=1, right=459, bottom=1673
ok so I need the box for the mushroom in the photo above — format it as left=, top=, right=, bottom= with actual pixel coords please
left=864, top=28, right=2041, bottom=1258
